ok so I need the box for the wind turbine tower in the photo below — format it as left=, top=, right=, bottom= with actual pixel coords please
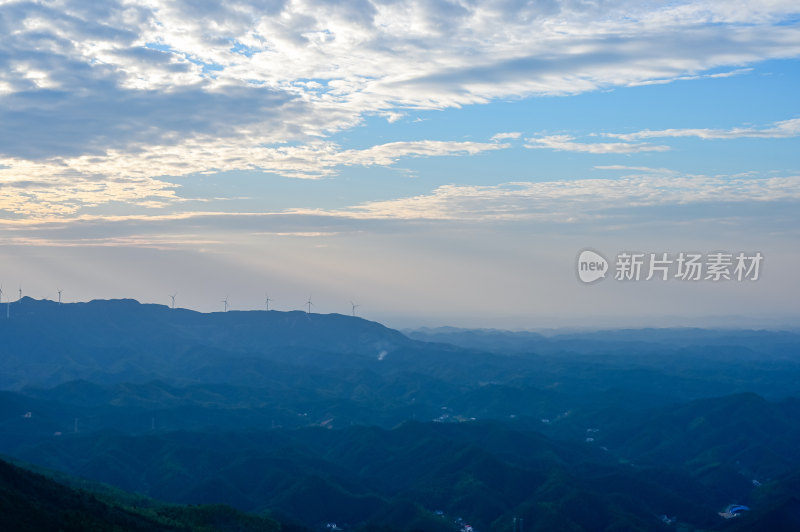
left=265, top=294, right=272, bottom=311
left=306, top=297, right=313, bottom=314
left=169, top=293, right=176, bottom=309
left=57, top=289, right=62, bottom=304
left=18, top=287, right=22, bottom=301
left=222, top=296, right=229, bottom=312
left=351, top=301, right=360, bottom=317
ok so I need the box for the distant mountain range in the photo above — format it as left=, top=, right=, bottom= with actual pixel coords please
left=1, top=298, right=799, bottom=531
left=0, top=297, right=411, bottom=389
left=406, top=325, right=800, bottom=357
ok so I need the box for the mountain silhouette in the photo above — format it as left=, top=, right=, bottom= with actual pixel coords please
left=0, top=297, right=411, bottom=389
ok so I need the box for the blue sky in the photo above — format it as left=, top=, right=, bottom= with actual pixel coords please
left=1, top=0, right=799, bottom=328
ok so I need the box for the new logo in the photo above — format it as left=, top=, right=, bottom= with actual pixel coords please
left=577, top=249, right=608, bottom=284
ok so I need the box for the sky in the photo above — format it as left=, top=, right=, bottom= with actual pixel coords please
left=1, top=0, right=799, bottom=329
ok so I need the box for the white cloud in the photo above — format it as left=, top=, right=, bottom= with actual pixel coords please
left=626, top=67, right=753, bottom=87
left=594, top=165, right=677, bottom=174
left=335, top=140, right=508, bottom=167
left=491, top=132, right=522, bottom=141
left=383, top=111, right=406, bottom=123
left=609, top=118, right=800, bottom=141
left=0, top=139, right=507, bottom=218
left=287, top=174, right=800, bottom=222
left=525, top=135, right=670, bottom=154
left=524, top=116, right=800, bottom=155
left=0, top=0, right=799, bottom=220
left=3, top=171, right=798, bottom=251
left=2, top=2, right=799, bottom=158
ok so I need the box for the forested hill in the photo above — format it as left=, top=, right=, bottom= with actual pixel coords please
left=0, top=297, right=411, bottom=389
left=0, top=456, right=283, bottom=531
left=1, top=298, right=799, bottom=530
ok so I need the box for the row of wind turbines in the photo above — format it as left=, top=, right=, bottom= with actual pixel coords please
left=0, top=285, right=63, bottom=319
left=0, top=286, right=64, bottom=303
left=170, top=293, right=361, bottom=317
left=0, top=285, right=66, bottom=305
left=1, top=286, right=360, bottom=318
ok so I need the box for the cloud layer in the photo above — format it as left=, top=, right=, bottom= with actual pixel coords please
left=525, top=135, right=670, bottom=154
left=290, top=172, right=800, bottom=222
left=609, top=118, right=800, bottom=141
left=2, top=0, right=800, bottom=219
left=6, top=169, right=798, bottom=255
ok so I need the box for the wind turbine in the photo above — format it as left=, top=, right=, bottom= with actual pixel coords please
left=350, top=301, right=360, bottom=317
left=57, top=289, right=62, bottom=304
left=265, top=294, right=272, bottom=311
left=306, top=297, right=313, bottom=314
left=18, top=287, right=22, bottom=301
left=221, top=296, right=229, bottom=312
left=169, top=293, right=176, bottom=309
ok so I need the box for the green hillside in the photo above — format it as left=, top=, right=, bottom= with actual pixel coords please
left=0, top=456, right=282, bottom=531
left=0, top=299, right=798, bottom=531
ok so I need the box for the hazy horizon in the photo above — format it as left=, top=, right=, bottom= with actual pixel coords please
left=2, top=1, right=798, bottom=330
left=5, top=294, right=799, bottom=332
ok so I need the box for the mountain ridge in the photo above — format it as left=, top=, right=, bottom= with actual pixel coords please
left=0, top=297, right=413, bottom=389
